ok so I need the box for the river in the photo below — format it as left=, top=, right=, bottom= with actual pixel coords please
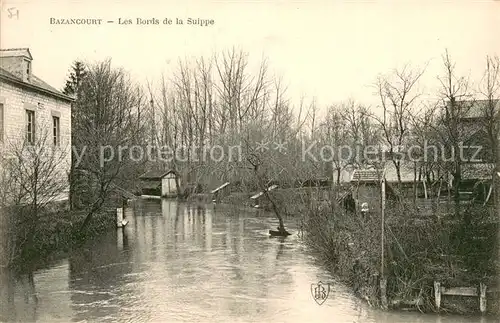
left=0, top=200, right=495, bottom=322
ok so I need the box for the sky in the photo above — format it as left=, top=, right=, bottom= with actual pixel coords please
left=1, top=0, right=499, bottom=111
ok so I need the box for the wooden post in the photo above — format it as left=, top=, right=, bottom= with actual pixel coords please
left=380, top=277, right=388, bottom=309
left=434, top=281, right=441, bottom=311
left=422, top=178, right=428, bottom=199
left=379, top=167, right=388, bottom=309
left=116, top=208, right=123, bottom=228
left=479, top=282, right=487, bottom=314
left=117, top=226, right=124, bottom=250
left=380, top=170, right=386, bottom=277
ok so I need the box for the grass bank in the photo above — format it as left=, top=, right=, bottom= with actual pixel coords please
left=304, top=196, right=499, bottom=316
left=5, top=205, right=116, bottom=271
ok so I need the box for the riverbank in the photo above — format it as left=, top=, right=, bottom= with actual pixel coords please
left=6, top=200, right=495, bottom=323
left=306, top=203, right=499, bottom=316
left=188, top=188, right=499, bottom=317
left=3, top=206, right=116, bottom=271
left=4, top=191, right=498, bottom=317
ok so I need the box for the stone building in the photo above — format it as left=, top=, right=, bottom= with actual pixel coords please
left=0, top=48, right=73, bottom=203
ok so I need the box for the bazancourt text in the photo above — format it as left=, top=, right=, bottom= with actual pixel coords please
left=50, top=18, right=103, bottom=25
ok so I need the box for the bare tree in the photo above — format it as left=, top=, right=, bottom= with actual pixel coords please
left=436, top=50, right=476, bottom=220
left=307, top=98, right=319, bottom=140
left=338, top=101, right=381, bottom=168
left=409, top=103, right=442, bottom=199
left=319, top=105, right=347, bottom=184
left=372, top=64, right=426, bottom=187
left=478, top=55, right=500, bottom=207
left=72, top=59, right=146, bottom=229
left=147, top=50, right=316, bottom=202
left=1, top=125, right=69, bottom=263
left=270, top=76, right=293, bottom=141
left=214, top=49, right=269, bottom=134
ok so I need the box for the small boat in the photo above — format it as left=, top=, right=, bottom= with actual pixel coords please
left=269, top=229, right=291, bottom=237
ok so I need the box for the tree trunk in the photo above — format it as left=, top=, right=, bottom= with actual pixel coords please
left=264, top=189, right=285, bottom=231
left=252, top=164, right=287, bottom=233
left=80, top=196, right=105, bottom=231
left=454, top=164, right=463, bottom=222
left=413, top=162, right=418, bottom=204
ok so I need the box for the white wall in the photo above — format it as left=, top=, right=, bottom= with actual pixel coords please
left=0, top=80, right=72, bottom=202
left=161, top=176, right=177, bottom=196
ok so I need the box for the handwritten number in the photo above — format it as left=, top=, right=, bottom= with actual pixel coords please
left=8, top=7, right=19, bottom=20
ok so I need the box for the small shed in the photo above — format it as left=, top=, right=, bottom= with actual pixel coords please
left=460, top=162, right=495, bottom=203
left=139, top=170, right=179, bottom=198
left=349, top=164, right=415, bottom=213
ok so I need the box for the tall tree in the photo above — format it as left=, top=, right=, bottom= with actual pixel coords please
left=373, top=64, right=426, bottom=187
left=437, top=50, right=475, bottom=221
left=72, top=59, right=145, bottom=229
left=339, top=101, right=380, bottom=167
left=62, top=61, right=87, bottom=210
left=62, top=61, right=87, bottom=97
left=479, top=56, right=500, bottom=198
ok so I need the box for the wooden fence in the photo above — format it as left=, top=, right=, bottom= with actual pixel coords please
left=434, top=281, right=496, bottom=314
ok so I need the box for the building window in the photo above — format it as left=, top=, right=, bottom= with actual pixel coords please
left=0, top=103, right=4, bottom=143
left=53, top=116, right=60, bottom=146
left=26, top=61, right=31, bottom=81
left=26, top=109, right=35, bottom=144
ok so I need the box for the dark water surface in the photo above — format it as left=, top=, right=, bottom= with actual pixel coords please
left=0, top=200, right=496, bottom=322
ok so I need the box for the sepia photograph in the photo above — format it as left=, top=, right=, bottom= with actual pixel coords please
left=0, top=0, right=499, bottom=322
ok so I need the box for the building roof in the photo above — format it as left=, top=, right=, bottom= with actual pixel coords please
left=0, top=48, right=73, bottom=102
left=462, top=163, right=495, bottom=181
left=350, top=162, right=416, bottom=183
left=451, top=99, right=500, bottom=119
left=139, top=169, right=176, bottom=180
left=351, top=169, right=383, bottom=183
left=351, top=162, right=494, bottom=184
left=0, top=48, right=33, bottom=60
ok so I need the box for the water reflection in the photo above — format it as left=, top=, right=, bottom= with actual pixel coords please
left=68, top=228, right=134, bottom=322
left=0, top=261, right=73, bottom=323
left=274, top=236, right=286, bottom=260
left=0, top=270, right=38, bottom=322
left=0, top=200, right=497, bottom=322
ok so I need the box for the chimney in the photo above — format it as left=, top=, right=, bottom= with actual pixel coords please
left=0, top=48, right=33, bottom=82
